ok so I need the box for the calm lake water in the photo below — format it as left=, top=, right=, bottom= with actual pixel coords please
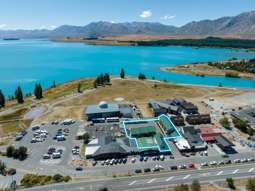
left=0, top=39, right=254, bottom=96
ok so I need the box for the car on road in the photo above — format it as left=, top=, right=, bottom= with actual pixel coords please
left=75, top=166, right=83, bottom=171
left=135, top=169, right=142, bottom=173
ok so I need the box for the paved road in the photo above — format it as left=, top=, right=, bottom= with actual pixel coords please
left=20, top=163, right=255, bottom=191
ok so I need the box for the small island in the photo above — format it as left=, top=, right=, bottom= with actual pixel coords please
left=161, top=58, right=255, bottom=79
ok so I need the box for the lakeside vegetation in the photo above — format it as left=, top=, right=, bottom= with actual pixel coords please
left=208, top=58, right=255, bottom=74
left=131, top=37, right=255, bottom=49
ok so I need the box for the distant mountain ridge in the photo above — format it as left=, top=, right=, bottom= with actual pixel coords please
left=1, top=10, right=255, bottom=38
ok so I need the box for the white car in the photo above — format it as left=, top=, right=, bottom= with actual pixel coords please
left=209, top=161, right=217, bottom=165
left=52, top=152, right=61, bottom=159
left=131, top=158, right=136, bottom=163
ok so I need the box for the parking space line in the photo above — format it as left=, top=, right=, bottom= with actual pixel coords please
left=183, top=174, right=191, bottom=180
left=233, top=169, right=239, bottom=174
left=147, top=178, right=156, bottom=183
left=129, top=181, right=137, bottom=186
left=248, top=168, right=254, bottom=172
left=166, top=176, right=174, bottom=182
left=217, top=171, right=223, bottom=175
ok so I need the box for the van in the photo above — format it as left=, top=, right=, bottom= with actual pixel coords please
left=52, top=152, right=61, bottom=159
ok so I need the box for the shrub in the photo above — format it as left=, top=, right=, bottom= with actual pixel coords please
left=174, top=184, right=189, bottom=191
left=220, top=117, right=231, bottom=129
left=247, top=178, right=255, bottom=191
left=53, top=174, right=64, bottom=182
left=63, top=176, right=71, bottom=182
left=191, top=180, right=201, bottom=191
left=225, top=72, right=240, bottom=78
left=6, top=146, right=15, bottom=158
left=226, top=178, right=235, bottom=189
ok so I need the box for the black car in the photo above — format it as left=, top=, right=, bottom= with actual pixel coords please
left=225, top=160, right=232, bottom=164
left=75, top=166, right=83, bottom=171
left=170, top=166, right=178, bottom=170
left=135, top=169, right=142, bottom=173
left=123, top=158, right=127, bottom=164
left=144, top=168, right=151, bottom=173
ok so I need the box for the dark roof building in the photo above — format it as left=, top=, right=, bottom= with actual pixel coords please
left=182, top=126, right=207, bottom=150
left=215, top=135, right=236, bottom=154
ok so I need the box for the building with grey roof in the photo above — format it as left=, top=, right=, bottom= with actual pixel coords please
left=231, top=107, right=255, bottom=130
left=85, top=101, right=120, bottom=121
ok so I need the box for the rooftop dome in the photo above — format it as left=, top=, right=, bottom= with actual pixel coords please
left=99, top=101, right=108, bottom=109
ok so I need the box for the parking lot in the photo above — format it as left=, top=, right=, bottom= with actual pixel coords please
left=13, top=120, right=83, bottom=169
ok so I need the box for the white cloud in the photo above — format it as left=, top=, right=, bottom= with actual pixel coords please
left=140, top=10, right=152, bottom=18
left=0, top=24, right=7, bottom=29
left=161, top=15, right=176, bottom=20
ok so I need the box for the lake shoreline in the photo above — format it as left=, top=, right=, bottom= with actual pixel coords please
left=161, top=60, right=255, bottom=80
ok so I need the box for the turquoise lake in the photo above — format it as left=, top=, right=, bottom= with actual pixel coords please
left=0, top=39, right=254, bottom=96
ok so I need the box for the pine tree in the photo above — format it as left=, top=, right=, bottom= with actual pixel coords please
left=104, top=73, right=110, bottom=83
left=120, top=68, right=125, bottom=79
left=52, top=80, right=56, bottom=88
left=0, top=89, right=5, bottom=108
left=99, top=73, right=104, bottom=85
left=77, top=83, right=82, bottom=93
left=34, top=83, right=43, bottom=99
left=38, top=83, right=43, bottom=99
left=15, top=86, right=24, bottom=104
left=93, top=80, right=97, bottom=88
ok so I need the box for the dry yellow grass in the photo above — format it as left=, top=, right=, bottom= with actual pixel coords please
left=35, top=78, right=243, bottom=122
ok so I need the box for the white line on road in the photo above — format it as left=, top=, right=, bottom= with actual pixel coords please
left=147, top=179, right=156, bottom=183
left=183, top=174, right=191, bottom=180
left=166, top=176, right=174, bottom=182
left=129, top=181, right=137, bottom=186
left=233, top=169, right=239, bottom=174
left=217, top=171, right=223, bottom=175
left=248, top=168, right=254, bottom=172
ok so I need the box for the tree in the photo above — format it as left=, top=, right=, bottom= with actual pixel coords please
left=120, top=68, right=125, bottom=79
left=174, top=184, right=189, bottom=191
left=226, top=178, right=235, bottom=190
left=138, top=73, right=146, bottom=80
left=247, top=178, right=255, bottom=191
left=6, top=146, right=15, bottom=158
left=52, top=80, right=56, bottom=88
left=0, top=160, right=6, bottom=175
left=100, top=73, right=104, bottom=85
left=34, top=83, right=43, bottom=99
left=191, top=180, right=201, bottom=191
left=77, top=83, right=82, bottom=93
left=93, top=80, right=97, bottom=88
left=17, top=146, right=28, bottom=161
left=104, top=73, right=110, bottom=83
left=15, top=86, right=24, bottom=104
left=232, top=117, right=249, bottom=134
left=220, top=117, right=231, bottom=129
left=83, top=133, right=90, bottom=144
left=0, top=89, right=5, bottom=108
left=53, top=174, right=64, bottom=182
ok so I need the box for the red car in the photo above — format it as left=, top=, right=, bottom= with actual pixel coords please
left=188, top=163, right=195, bottom=169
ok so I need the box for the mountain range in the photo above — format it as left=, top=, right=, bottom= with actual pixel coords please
left=1, top=10, right=255, bottom=39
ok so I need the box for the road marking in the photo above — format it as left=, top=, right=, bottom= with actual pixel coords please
left=233, top=169, right=239, bottom=174
left=183, top=174, right=191, bottom=180
left=217, top=171, right=223, bottom=175
left=128, top=181, right=136, bottom=186
left=248, top=168, right=254, bottom=172
left=147, top=178, right=156, bottom=183
left=166, top=176, right=174, bottom=182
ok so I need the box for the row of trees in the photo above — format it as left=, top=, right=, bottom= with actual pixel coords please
left=0, top=83, right=45, bottom=107
left=6, top=146, right=28, bottom=161
left=93, top=73, right=111, bottom=88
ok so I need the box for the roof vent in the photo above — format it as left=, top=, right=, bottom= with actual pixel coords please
left=99, top=101, right=108, bottom=109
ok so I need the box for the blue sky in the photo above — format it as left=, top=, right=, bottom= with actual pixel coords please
left=0, top=0, right=254, bottom=30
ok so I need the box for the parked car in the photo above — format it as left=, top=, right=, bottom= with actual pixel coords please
left=32, top=125, right=40, bottom=131
left=170, top=166, right=178, bottom=170
left=52, top=152, right=61, bottom=159
left=43, top=154, right=51, bottom=159
left=6, top=168, right=16, bottom=176
left=92, top=160, right=97, bottom=166
left=144, top=168, right=151, bottom=173
left=135, top=169, right=142, bottom=173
